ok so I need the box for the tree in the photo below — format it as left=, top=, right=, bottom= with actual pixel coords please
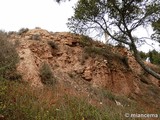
left=148, top=49, right=160, bottom=65
left=149, top=50, right=154, bottom=63
left=152, top=19, right=160, bottom=42
left=55, top=0, right=70, bottom=3
left=67, top=0, right=160, bottom=80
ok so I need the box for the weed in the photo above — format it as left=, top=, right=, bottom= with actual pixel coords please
left=100, top=89, right=116, bottom=101
left=7, top=31, right=17, bottom=36
left=80, top=52, right=89, bottom=65
left=79, top=35, right=93, bottom=47
left=83, top=46, right=129, bottom=69
left=0, top=79, right=146, bottom=120
left=39, top=62, right=57, bottom=86
left=47, top=41, right=58, bottom=49
left=91, top=88, right=116, bottom=102
left=84, top=46, right=111, bottom=58
left=18, top=28, right=29, bottom=35
left=31, top=34, right=41, bottom=40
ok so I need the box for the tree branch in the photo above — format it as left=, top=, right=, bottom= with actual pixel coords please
left=93, top=20, right=131, bottom=45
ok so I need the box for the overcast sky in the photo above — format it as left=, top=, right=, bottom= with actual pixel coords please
left=0, top=0, right=77, bottom=32
left=0, top=0, right=159, bottom=52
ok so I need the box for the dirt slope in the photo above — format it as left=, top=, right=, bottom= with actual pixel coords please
left=9, top=28, right=160, bottom=112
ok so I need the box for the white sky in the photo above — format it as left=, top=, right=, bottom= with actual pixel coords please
left=133, top=26, right=160, bottom=52
left=0, top=0, right=77, bottom=32
left=0, top=0, right=159, bottom=52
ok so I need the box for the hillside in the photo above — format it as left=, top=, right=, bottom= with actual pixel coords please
left=1, top=28, right=160, bottom=119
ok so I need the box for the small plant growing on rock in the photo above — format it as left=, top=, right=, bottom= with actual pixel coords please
left=31, top=34, right=41, bottom=40
left=47, top=41, right=58, bottom=49
left=40, top=62, right=56, bottom=85
left=18, top=28, right=29, bottom=35
left=84, top=46, right=106, bottom=58
left=79, top=35, right=93, bottom=47
left=7, top=31, right=17, bottom=36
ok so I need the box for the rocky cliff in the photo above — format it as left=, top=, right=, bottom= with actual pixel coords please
left=8, top=28, right=160, bottom=112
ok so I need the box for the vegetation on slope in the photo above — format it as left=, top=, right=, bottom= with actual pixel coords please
left=1, top=79, right=146, bottom=120
left=139, top=50, right=160, bottom=65
left=0, top=29, right=159, bottom=120
left=0, top=31, right=19, bottom=80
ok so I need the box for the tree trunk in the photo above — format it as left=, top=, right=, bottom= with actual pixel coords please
left=104, top=32, right=109, bottom=44
left=131, top=43, right=160, bottom=80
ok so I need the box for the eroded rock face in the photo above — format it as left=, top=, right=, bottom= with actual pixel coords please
left=82, top=67, right=92, bottom=81
left=13, top=28, right=159, bottom=95
left=17, top=47, right=43, bottom=87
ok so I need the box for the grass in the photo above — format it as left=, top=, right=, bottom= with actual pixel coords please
left=82, top=46, right=130, bottom=69
left=0, top=78, right=146, bottom=120
left=79, top=35, right=93, bottom=47
left=84, top=46, right=124, bottom=60
left=0, top=80, right=101, bottom=120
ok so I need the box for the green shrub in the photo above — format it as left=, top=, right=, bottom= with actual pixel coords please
left=0, top=30, right=19, bottom=78
left=139, top=50, right=160, bottom=65
left=139, top=51, right=147, bottom=60
left=18, top=28, right=29, bottom=35
left=148, top=50, right=160, bottom=65
left=39, top=63, right=56, bottom=85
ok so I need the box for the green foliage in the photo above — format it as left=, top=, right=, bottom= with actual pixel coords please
left=67, top=0, right=160, bottom=40
left=152, top=19, right=160, bottom=32
left=148, top=50, right=160, bottom=65
left=152, top=19, right=160, bottom=42
left=39, top=63, right=56, bottom=85
left=55, top=0, right=68, bottom=3
left=139, top=50, right=160, bottom=65
left=139, top=51, right=148, bottom=60
left=0, top=31, right=19, bottom=79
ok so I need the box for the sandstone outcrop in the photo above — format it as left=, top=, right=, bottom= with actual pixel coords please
left=8, top=28, right=159, bottom=97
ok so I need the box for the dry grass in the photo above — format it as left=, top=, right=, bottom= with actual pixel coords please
left=0, top=78, right=148, bottom=120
